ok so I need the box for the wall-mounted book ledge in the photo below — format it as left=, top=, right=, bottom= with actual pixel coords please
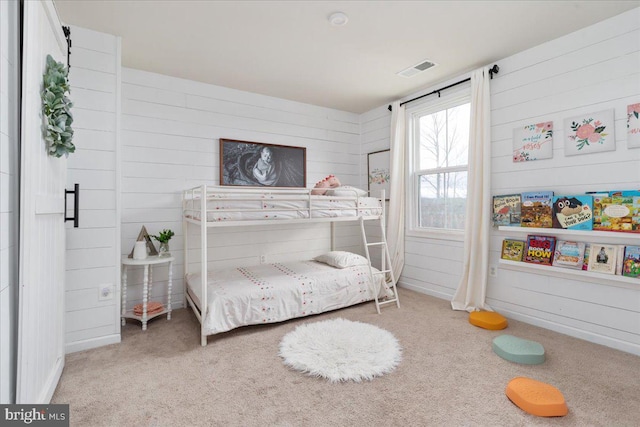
left=498, top=226, right=640, bottom=289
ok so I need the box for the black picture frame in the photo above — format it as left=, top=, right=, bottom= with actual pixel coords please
left=219, top=139, right=306, bottom=188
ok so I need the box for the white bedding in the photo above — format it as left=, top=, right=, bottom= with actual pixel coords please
left=184, top=194, right=382, bottom=222
left=186, top=260, right=392, bottom=335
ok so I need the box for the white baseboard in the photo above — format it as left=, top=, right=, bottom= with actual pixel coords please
left=398, top=280, right=640, bottom=357
left=397, top=280, right=453, bottom=301
left=65, top=334, right=121, bottom=354
left=492, top=307, right=640, bottom=357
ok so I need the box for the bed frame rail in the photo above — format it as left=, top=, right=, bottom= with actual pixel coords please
left=182, top=184, right=392, bottom=346
left=182, top=185, right=382, bottom=225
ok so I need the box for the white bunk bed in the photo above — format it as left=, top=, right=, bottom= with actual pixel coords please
left=182, top=185, right=400, bottom=346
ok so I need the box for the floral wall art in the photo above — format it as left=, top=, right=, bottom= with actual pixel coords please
left=513, top=121, right=553, bottom=162
left=367, top=149, right=390, bottom=200
left=564, top=109, right=615, bottom=156
left=627, top=103, right=640, bottom=149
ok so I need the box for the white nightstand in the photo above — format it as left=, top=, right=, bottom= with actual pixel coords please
left=121, top=255, right=174, bottom=330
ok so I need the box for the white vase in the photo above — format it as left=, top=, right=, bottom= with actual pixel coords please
left=133, top=241, right=148, bottom=260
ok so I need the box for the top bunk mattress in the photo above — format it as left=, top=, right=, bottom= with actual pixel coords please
left=184, top=194, right=382, bottom=222
left=186, top=260, right=391, bottom=335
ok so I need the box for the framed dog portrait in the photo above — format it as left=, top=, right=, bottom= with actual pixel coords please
left=219, top=139, right=306, bottom=187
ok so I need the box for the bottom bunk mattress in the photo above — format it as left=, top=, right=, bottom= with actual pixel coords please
left=186, top=260, right=392, bottom=335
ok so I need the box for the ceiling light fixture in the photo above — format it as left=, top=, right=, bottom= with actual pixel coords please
left=328, top=12, right=349, bottom=26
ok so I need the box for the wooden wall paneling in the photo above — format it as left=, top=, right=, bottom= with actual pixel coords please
left=123, top=67, right=359, bottom=123
left=360, top=8, right=640, bottom=355
left=65, top=306, right=118, bottom=335
left=64, top=26, right=121, bottom=353
left=69, top=67, right=116, bottom=93
left=70, top=26, right=118, bottom=54
left=121, top=67, right=363, bottom=312
left=486, top=9, right=640, bottom=355
left=65, top=267, right=116, bottom=292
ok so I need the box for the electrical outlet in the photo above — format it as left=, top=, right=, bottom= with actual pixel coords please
left=260, top=254, right=267, bottom=264
left=489, top=265, right=498, bottom=278
left=99, top=284, right=114, bottom=301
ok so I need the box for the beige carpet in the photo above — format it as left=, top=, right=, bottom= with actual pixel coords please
left=52, top=288, right=640, bottom=426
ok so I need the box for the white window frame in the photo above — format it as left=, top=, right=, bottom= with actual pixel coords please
left=406, top=85, right=471, bottom=241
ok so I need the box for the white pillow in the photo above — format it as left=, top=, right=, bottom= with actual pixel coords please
left=314, top=251, right=370, bottom=269
left=326, top=186, right=368, bottom=197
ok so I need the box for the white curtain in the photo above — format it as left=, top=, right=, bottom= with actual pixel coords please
left=451, top=67, right=492, bottom=312
left=387, top=101, right=406, bottom=284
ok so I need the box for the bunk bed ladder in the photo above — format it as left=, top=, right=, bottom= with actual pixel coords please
left=359, top=216, right=400, bottom=314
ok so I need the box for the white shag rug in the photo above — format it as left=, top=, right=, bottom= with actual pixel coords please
left=279, top=318, right=402, bottom=383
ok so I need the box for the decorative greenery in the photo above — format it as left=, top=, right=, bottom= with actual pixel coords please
left=151, top=229, right=175, bottom=243
left=628, top=103, right=640, bottom=128
left=42, top=54, right=74, bottom=157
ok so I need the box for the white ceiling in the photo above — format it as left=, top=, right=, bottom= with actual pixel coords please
left=54, top=1, right=640, bottom=114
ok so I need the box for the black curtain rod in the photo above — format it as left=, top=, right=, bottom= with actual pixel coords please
left=388, top=64, right=499, bottom=111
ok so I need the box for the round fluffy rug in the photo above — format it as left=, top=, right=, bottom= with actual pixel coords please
left=279, top=318, right=402, bottom=382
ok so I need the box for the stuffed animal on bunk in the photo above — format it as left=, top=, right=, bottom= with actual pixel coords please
left=311, top=174, right=341, bottom=195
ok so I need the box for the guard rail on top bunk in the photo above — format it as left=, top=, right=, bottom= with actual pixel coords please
left=182, top=185, right=384, bottom=226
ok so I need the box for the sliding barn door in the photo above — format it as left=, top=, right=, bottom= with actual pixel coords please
left=16, top=0, right=67, bottom=403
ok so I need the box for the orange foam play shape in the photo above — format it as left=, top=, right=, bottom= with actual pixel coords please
left=506, top=377, right=568, bottom=417
left=469, top=310, right=508, bottom=330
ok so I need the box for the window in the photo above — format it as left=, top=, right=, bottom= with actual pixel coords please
left=408, top=89, right=471, bottom=238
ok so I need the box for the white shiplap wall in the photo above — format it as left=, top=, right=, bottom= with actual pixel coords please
left=487, top=9, right=640, bottom=355
left=65, top=26, right=121, bottom=353
left=364, top=8, right=640, bottom=355
left=360, top=106, right=391, bottom=171
left=0, top=0, right=19, bottom=403
left=360, top=105, right=393, bottom=267
left=120, top=69, right=363, bottom=311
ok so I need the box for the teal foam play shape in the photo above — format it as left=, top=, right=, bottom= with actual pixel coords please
left=493, top=335, right=545, bottom=365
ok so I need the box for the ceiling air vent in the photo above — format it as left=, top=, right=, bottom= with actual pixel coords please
left=397, top=59, right=437, bottom=78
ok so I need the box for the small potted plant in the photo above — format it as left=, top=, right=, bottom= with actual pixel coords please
left=151, top=229, right=175, bottom=257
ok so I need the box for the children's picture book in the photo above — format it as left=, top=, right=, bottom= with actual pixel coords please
left=591, top=191, right=640, bottom=232
left=501, top=239, right=525, bottom=261
left=553, top=241, right=586, bottom=269
left=622, top=245, right=640, bottom=277
left=587, top=244, right=618, bottom=275
left=582, top=244, right=591, bottom=271
left=588, top=192, right=609, bottom=230
left=493, top=194, right=522, bottom=226
left=520, top=191, right=554, bottom=228
left=615, top=245, right=625, bottom=275
left=552, top=195, right=593, bottom=230
left=523, top=235, right=556, bottom=265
